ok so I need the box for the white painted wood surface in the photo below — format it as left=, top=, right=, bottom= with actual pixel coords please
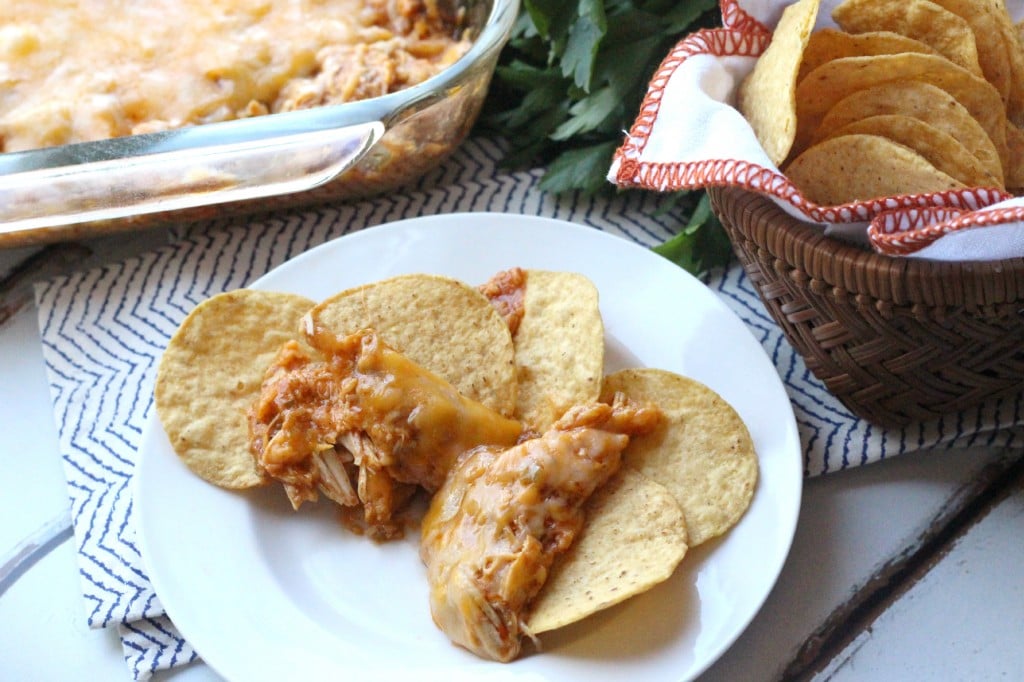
left=817, top=479, right=1024, bottom=682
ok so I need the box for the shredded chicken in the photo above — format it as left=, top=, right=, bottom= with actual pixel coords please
left=478, top=267, right=527, bottom=335
left=248, top=329, right=523, bottom=539
left=419, top=395, right=662, bottom=661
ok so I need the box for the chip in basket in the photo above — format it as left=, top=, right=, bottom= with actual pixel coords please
left=736, top=0, right=821, bottom=165
left=737, top=0, right=1024, bottom=204
left=797, top=28, right=940, bottom=81
left=924, top=0, right=1021, bottom=109
left=792, top=52, right=1009, bottom=168
left=786, top=133, right=965, bottom=205
left=811, top=80, right=1005, bottom=187
left=831, top=0, right=984, bottom=77
left=818, top=115, right=1001, bottom=190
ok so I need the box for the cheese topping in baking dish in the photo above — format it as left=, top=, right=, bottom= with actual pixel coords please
left=0, top=0, right=470, bottom=153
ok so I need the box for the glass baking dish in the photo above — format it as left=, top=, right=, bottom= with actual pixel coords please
left=0, top=0, right=518, bottom=248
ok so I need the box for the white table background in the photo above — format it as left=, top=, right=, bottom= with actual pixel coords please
left=1, top=232, right=1021, bottom=681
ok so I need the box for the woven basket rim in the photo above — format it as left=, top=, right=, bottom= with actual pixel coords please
left=708, top=186, right=1024, bottom=308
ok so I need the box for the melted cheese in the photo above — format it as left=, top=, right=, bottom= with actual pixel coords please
left=0, top=0, right=469, bottom=152
left=351, top=332, right=523, bottom=492
left=249, top=330, right=522, bottom=536
left=419, top=399, right=662, bottom=662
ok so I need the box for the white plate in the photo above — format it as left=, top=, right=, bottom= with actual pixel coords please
left=136, top=213, right=802, bottom=682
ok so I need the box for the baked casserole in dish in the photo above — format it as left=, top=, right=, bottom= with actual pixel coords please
left=0, top=0, right=517, bottom=246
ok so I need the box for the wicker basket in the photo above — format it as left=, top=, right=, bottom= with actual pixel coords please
left=708, top=186, right=1024, bottom=427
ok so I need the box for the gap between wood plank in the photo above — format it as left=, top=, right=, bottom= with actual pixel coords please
left=779, top=448, right=1024, bottom=681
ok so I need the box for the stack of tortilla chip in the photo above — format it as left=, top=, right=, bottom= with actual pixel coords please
left=738, top=0, right=1024, bottom=205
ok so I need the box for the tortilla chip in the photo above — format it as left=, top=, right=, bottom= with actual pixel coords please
left=823, top=114, right=1003, bottom=189
left=154, top=289, right=314, bottom=489
left=786, top=133, right=965, bottom=204
left=737, top=0, right=821, bottom=165
left=798, top=29, right=941, bottom=83
left=925, top=0, right=1016, bottom=106
left=791, top=53, right=1009, bottom=169
left=512, top=269, right=604, bottom=431
left=601, top=368, right=758, bottom=547
left=304, top=273, right=517, bottom=416
left=1004, top=10, right=1024, bottom=124
left=831, top=0, right=983, bottom=77
left=813, top=81, right=1004, bottom=187
left=527, top=468, right=688, bottom=634
left=1005, top=124, right=1024, bottom=191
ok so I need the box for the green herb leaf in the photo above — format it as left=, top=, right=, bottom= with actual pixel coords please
left=538, top=141, right=620, bottom=195
left=480, top=0, right=731, bottom=275
left=550, top=85, right=620, bottom=140
left=561, top=0, right=607, bottom=89
left=652, top=193, right=734, bottom=274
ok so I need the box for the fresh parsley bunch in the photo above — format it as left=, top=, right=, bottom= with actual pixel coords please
left=477, top=0, right=733, bottom=275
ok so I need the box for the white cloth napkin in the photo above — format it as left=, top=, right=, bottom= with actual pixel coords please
left=610, top=0, right=1024, bottom=259
left=33, top=139, right=1024, bottom=680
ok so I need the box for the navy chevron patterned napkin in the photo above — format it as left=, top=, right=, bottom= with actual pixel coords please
left=33, top=139, right=1024, bottom=680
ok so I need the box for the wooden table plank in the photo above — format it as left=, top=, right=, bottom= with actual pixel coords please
left=699, top=446, right=1023, bottom=681
left=816, top=466, right=1024, bottom=680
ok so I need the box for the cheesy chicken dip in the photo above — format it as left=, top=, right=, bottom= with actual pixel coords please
left=0, top=0, right=471, bottom=153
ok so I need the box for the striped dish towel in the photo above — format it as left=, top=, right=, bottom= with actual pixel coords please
left=33, top=138, right=1024, bottom=680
